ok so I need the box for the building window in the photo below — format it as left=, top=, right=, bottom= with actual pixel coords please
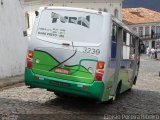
left=132, top=27, right=137, bottom=33
left=103, top=8, right=107, bottom=12
left=156, top=26, right=160, bottom=34
left=114, top=9, right=119, bottom=18
left=139, top=27, right=143, bottom=37
left=98, top=8, right=102, bottom=11
left=151, top=26, right=155, bottom=32
left=151, top=26, right=155, bottom=38
left=145, top=26, right=149, bottom=36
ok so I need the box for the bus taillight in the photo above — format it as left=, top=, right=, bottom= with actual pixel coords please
left=97, top=61, right=105, bottom=69
left=94, top=61, right=105, bottom=81
left=26, top=50, right=34, bottom=69
left=28, top=50, right=34, bottom=58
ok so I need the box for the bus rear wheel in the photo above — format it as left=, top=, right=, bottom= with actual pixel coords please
left=109, top=81, right=122, bottom=103
left=133, top=76, right=137, bottom=85
left=54, top=92, right=66, bottom=98
left=114, top=81, right=122, bottom=100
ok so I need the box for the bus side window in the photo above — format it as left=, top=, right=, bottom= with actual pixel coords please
left=130, top=35, right=135, bottom=48
left=111, top=23, right=117, bottom=58
left=112, top=23, right=117, bottom=42
left=123, top=31, right=127, bottom=45
left=130, top=35, right=136, bottom=59
left=138, top=39, right=141, bottom=55
left=122, top=31, right=130, bottom=60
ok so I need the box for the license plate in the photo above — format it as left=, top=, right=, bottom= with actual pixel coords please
left=54, top=68, right=69, bottom=74
left=50, top=81, right=70, bottom=87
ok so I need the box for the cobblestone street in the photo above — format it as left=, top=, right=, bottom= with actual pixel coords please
left=0, top=55, right=160, bottom=120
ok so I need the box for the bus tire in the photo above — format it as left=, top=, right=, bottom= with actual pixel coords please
left=115, top=81, right=122, bottom=99
left=133, top=76, right=137, bottom=85
left=54, top=92, right=65, bottom=98
left=127, top=88, right=132, bottom=92
left=112, top=81, right=122, bottom=101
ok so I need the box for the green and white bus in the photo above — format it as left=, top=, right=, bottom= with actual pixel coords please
left=25, top=7, right=140, bottom=102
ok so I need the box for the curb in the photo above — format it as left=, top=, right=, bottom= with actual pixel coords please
left=0, top=75, right=24, bottom=88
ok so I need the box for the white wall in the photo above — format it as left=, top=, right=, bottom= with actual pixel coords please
left=0, top=0, right=28, bottom=78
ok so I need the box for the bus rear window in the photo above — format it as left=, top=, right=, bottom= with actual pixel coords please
left=36, top=9, right=104, bottom=44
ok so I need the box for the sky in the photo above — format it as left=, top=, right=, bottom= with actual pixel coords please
left=123, top=0, right=160, bottom=11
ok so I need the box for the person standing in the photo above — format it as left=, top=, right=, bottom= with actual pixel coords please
left=150, top=48, right=155, bottom=59
left=146, top=47, right=150, bottom=58
left=155, top=48, right=158, bottom=60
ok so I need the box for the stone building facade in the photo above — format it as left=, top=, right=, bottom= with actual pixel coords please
left=123, top=8, right=160, bottom=50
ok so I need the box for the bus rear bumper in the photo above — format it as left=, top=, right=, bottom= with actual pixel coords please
left=25, top=68, right=104, bottom=101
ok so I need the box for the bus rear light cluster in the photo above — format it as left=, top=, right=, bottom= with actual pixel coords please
left=94, top=61, right=105, bottom=81
left=97, top=61, right=105, bottom=69
left=26, top=50, right=34, bottom=69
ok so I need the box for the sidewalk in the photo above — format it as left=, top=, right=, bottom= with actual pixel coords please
left=140, top=54, right=160, bottom=61
left=0, top=75, right=24, bottom=88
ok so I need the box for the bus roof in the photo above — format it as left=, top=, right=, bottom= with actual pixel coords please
left=39, top=6, right=110, bottom=16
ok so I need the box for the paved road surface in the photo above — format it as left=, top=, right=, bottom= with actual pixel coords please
left=0, top=55, right=160, bottom=120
